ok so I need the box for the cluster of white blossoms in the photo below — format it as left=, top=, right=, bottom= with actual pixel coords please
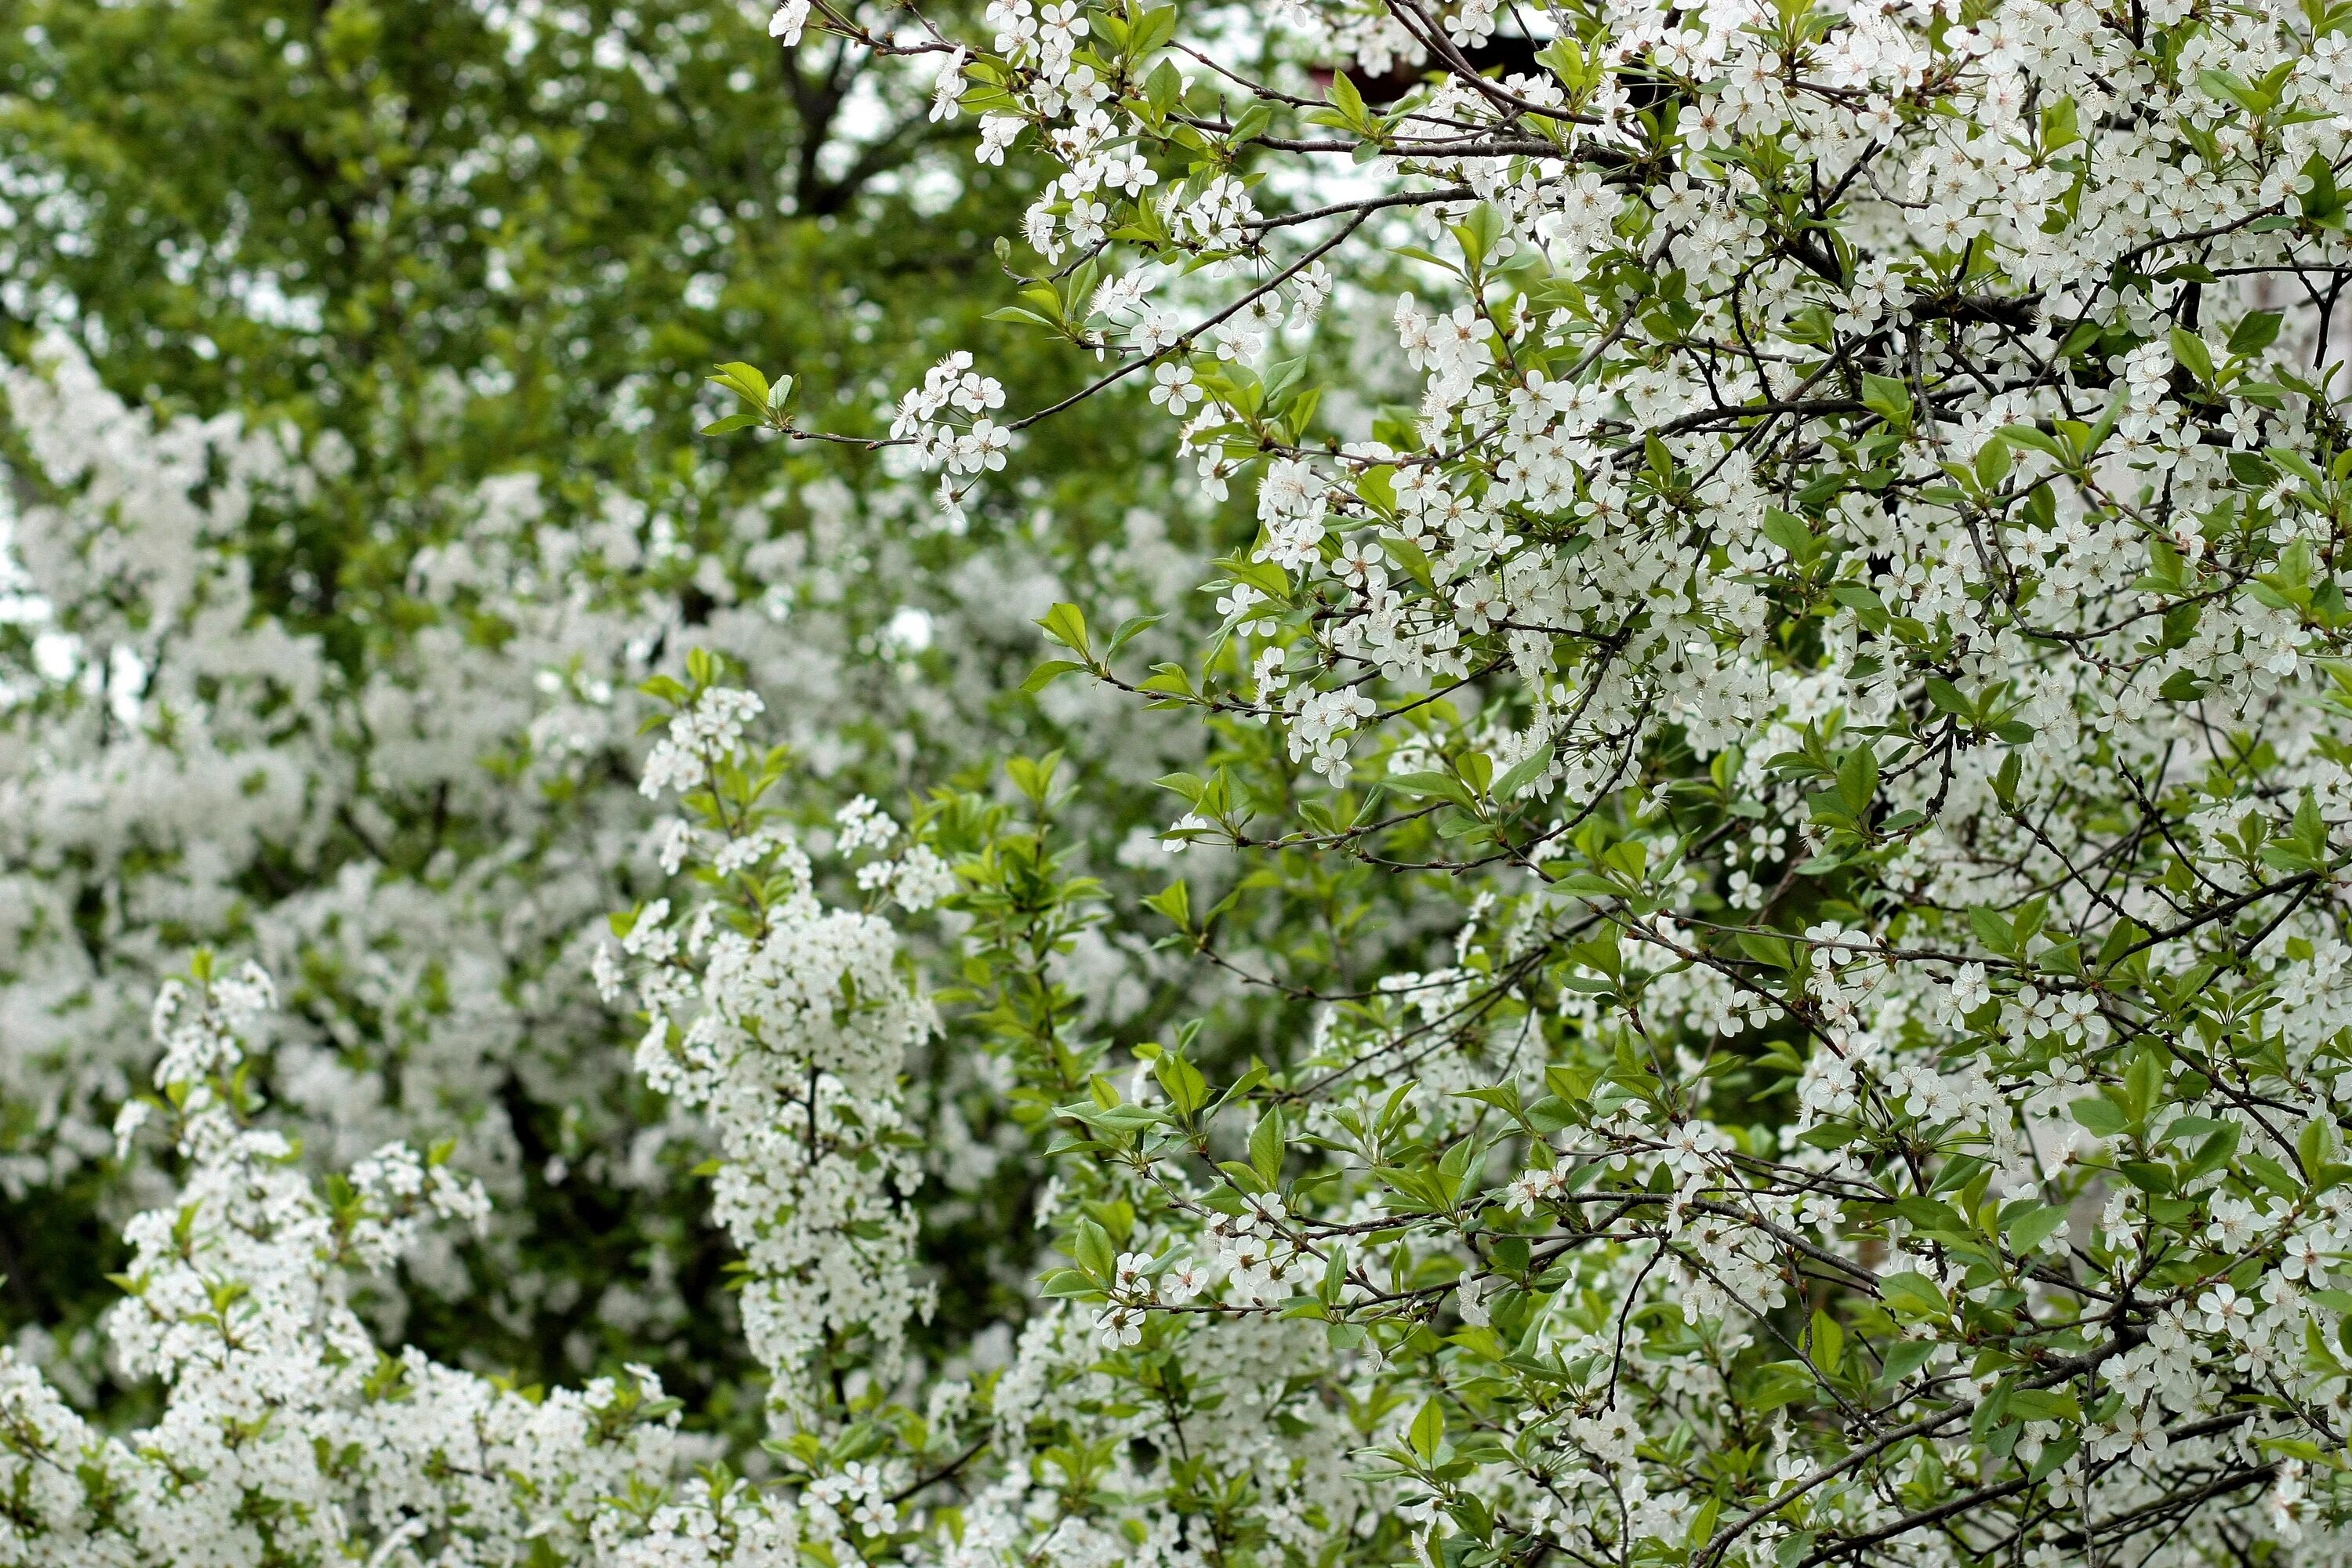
left=0, top=953, right=803, bottom=1567
left=604, top=675, right=935, bottom=1421
left=0, top=296, right=1200, bottom=1415
left=834, top=0, right=2352, bottom=1562
left=13, top=0, right=2352, bottom=1563
left=890, top=350, right=1014, bottom=519
left=0, top=298, right=1253, bottom=1564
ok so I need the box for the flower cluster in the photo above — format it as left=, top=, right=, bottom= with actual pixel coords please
left=12, top=0, right=2352, bottom=1564
left=818, top=0, right=2352, bottom=1562
left=0, top=954, right=779, bottom=1567
left=608, top=677, right=935, bottom=1421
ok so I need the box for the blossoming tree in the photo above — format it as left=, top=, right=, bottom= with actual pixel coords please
left=7, top=0, right=2352, bottom=1565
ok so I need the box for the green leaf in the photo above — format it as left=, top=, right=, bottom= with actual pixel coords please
left=1748, top=1360, right=1818, bottom=1412
left=1879, top=1271, right=1949, bottom=1321
left=2124, top=1048, right=2165, bottom=1123
left=1836, top=744, right=1879, bottom=818
left=1070, top=1217, right=1116, bottom=1281
left=1146, top=880, right=1192, bottom=929
left=1005, top=751, right=1063, bottom=804
left=1761, top=508, right=1817, bottom=561
left=2300, top=1116, right=2341, bottom=1176
left=1144, top=57, right=1183, bottom=116
left=2002, top=1203, right=2067, bottom=1257
left=1128, top=4, right=1177, bottom=56
left=2243, top=1151, right=2303, bottom=1199
left=1996, top=424, right=2068, bottom=460
left=1383, top=771, right=1476, bottom=809
left=1861, top=373, right=1911, bottom=430
left=1036, top=603, right=1091, bottom=657
left=2069, top=1096, right=2127, bottom=1138
left=1409, top=1398, right=1446, bottom=1464
left=1105, top=614, right=1163, bottom=657
left=2006, top=1388, right=2081, bottom=1423
left=712, top=361, right=769, bottom=404
left=2170, top=327, right=2215, bottom=386
left=1534, top=36, right=1590, bottom=91
left=1154, top=1052, right=1210, bottom=1118
left=1021, top=659, right=1087, bottom=694
left=1993, top=751, right=2022, bottom=808
left=1249, top=1108, right=1284, bottom=1188
left=1929, top=1153, right=1991, bottom=1196
left=2181, top=1123, right=2240, bottom=1185
left=1228, top=100, right=1273, bottom=146
left=2227, top=310, right=2285, bottom=358
left=2159, top=670, right=2209, bottom=702
left=1809, top=1307, right=1843, bottom=1374
left=1494, top=745, right=1555, bottom=802
left=1969, top=906, right=2016, bottom=953
left=1454, top=203, right=1502, bottom=268
left=1040, top=1268, right=1098, bottom=1299
left=2195, top=67, right=2266, bottom=115
left=1878, top=1339, right=1937, bottom=1387
left=1973, top=437, right=2013, bottom=491
left=2297, top=151, right=2346, bottom=228
left=1925, top=677, right=1972, bottom=717
left=1324, top=65, right=1368, bottom=128
left=1831, top=581, right=1888, bottom=630
left=2038, top=95, right=2079, bottom=152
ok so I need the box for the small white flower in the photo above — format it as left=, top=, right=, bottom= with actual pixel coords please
left=1150, top=361, right=1199, bottom=415
left=768, top=0, right=811, bottom=42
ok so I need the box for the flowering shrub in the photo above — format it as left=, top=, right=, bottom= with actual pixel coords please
left=7, top=0, right=2352, bottom=1565
left=0, top=954, right=750, bottom=1568
left=0, top=0, right=1200, bottom=1414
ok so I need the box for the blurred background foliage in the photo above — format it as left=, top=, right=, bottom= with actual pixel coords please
left=0, top=0, right=1443, bottom=1450
left=0, top=0, right=1171, bottom=1430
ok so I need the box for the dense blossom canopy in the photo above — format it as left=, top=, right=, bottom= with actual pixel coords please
left=5, top=0, right=2352, bottom=1566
